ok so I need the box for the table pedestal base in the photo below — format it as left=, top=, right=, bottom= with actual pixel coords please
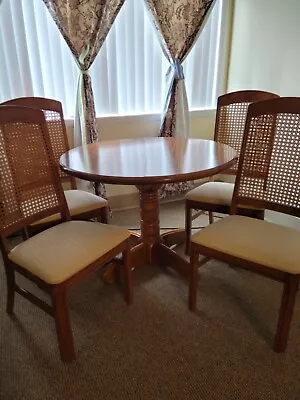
left=102, top=184, right=190, bottom=283
left=131, top=241, right=189, bottom=279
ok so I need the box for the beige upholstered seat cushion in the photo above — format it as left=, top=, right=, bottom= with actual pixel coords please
left=192, top=215, right=300, bottom=274
left=9, top=221, right=130, bottom=284
left=31, top=190, right=108, bottom=226
left=186, top=182, right=234, bottom=205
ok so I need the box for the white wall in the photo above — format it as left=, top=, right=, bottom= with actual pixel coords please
left=65, top=110, right=216, bottom=200
left=228, top=0, right=300, bottom=97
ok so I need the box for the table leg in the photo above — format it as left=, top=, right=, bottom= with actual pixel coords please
left=153, top=243, right=190, bottom=280
left=102, top=184, right=192, bottom=283
left=136, top=185, right=190, bottom=279
left=161, top=229, right=186, bottom=247
left=102, top=185, right=161, bottom=283
left=137, top=184, right=162, bottom=264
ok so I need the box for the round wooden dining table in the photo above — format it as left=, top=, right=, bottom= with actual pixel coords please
left=60, top=137, right=237, bottom=280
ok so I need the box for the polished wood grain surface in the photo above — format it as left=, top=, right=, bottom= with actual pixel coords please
left=60, top=138, right=238, bottom=185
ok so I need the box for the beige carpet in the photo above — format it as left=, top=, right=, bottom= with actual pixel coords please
left=1, top=201, right=300, bottom=400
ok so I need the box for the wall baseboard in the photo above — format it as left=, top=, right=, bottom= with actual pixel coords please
left=109, top=192, right=140, bottom=211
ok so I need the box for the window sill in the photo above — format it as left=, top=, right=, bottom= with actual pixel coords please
left=64, top=108, right=216, bottom=127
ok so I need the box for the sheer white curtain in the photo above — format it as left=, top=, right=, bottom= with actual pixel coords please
left=0, top=0, right=77, bottom=117
left=0, top=0, right=225, bottom=118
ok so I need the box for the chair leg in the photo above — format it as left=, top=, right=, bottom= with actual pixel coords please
left=188, top=247, right=199, bottom=311
left=122, top=249, right=133, bottom=305
left=5, top=265, right=15, bottom=315
left=185, top=205, right=192, bottom=255
left=22, top=227, right=30, bottom=240
left=51, top=286, right=75, bottom=362
left=274, top=275, right=299, bottom=352
left=208, top=211, right=214, bottom=224
left=94, top=182, right=101, bottom=196
left=100, top=206, right=109, bottom=224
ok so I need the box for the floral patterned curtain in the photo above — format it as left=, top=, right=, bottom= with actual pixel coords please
left=144, top=0, right=216, bottom=197
left=42, top=0, right=125, bottom=197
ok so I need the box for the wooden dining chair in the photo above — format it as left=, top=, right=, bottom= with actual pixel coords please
left=189, top=97, right=300, bottom=352
left=1, top=97, right=109, bottom=235
left=185, top=90, right=280, bottom=254
left=0, top=106, right=133, bottom=362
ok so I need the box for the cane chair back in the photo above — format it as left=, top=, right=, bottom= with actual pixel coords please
left=232, top=97, right=300, bottom=218
left=0, top=106, right=70, bottom=237
left=1, top=97, right=75, bottom=188
left=215, top=90, right=280, bottom=174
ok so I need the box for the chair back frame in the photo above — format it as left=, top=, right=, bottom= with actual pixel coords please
left=0, top=106, right=70, bottom=244
left=231, top=97, right=300, bottom=218
left=214, top=90, right=280, bottom=174
left=1, top=97, right=77, bottom=189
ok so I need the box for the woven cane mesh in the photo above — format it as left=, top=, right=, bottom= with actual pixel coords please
left=235, top=107, right=300, bottom=217
left=0, top=112, right=66, bottom=235
left=215, top=102, right=250, bottom=173
left=43, top=109, right=69, bottom=180
left=215, top=91, right=280, bottom=174
left=1, top=98, right=70, bottom=181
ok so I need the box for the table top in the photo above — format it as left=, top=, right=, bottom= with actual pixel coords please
left=60, top=138, right=238, bottom=185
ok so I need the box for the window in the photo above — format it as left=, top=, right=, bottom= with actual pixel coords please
left=0, top=0, right=226, bottom=118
